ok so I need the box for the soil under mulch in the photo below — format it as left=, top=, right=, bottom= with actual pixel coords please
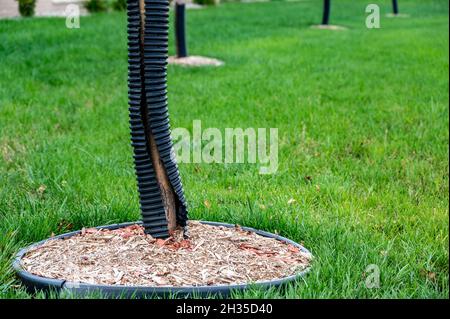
left=168, top=56, right=224, bottom=67
left=21, top=221, right=312, bottom=287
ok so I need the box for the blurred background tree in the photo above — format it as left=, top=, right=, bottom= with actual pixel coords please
left=16, top=0, right=36, bottom=17
left=113, top=0, right=126, bottom=11
left=84, top=0, right=108, bottom=13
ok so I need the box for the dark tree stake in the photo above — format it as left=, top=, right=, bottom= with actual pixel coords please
left=175, top=2, right=188, bottom=58
left=322, top=0, right=331, bottom=25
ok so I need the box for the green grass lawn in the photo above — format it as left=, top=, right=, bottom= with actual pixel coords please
left=0, top=0, right=448, bottom=298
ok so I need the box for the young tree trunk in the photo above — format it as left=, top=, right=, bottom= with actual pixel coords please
left=322, top=0, right=331, bottom=25
left=138, top=0, right=177, bottom=234
left=175, top=0, right=188, bottom=58
left=392, top=0, right=399, bottom=15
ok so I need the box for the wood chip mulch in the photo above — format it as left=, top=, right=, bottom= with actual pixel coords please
left=21, top=221, right=312, bottom=287
left=168, top=56, right=224, bottom=67
left=310, top=24, right=348, bottom=31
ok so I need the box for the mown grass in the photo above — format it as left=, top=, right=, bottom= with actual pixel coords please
left=0, top=0, right=448, bottom=298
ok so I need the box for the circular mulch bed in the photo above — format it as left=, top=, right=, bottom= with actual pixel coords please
left=168, top=56, right=224, bottom=67
left=19, top=221, right=311, bottom=288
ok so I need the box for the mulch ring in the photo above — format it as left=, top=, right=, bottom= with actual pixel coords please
left=310, top=25, right=348, bottom=31
left=21, top=221, right=312, bottom=287
left=168, top=56, right=224, bottom=67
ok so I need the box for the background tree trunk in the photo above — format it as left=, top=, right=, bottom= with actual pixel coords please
left=322, top=0, right=331, bottom=25
left=392, top=0, right=399, bottom=15
left=175, top=0, right=188, bottom=58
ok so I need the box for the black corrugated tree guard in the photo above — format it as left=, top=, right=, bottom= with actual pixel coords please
left=322, top=0, right=331, bottom=25
left=175, top=1, right=188, bottom=58
left=127, top=0, right=188, bottom=238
